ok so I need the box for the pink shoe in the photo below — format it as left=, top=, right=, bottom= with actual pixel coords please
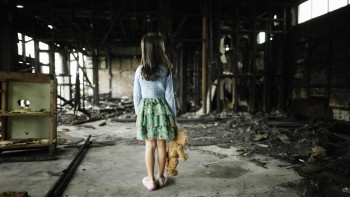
left=142, top=177, right=157, bottom=191
left=158, top=174, right=168, bottom=188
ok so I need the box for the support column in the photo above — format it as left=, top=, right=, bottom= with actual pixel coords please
left=158, top=0, right=172, bottom=48
left=249, top=5, right=257, bottom=113
left=92, top=49, right=99, bottom=105
left=208, top=0, right=213, bottom=113
left=34, top=40, right=40, bottom=73
left=202, top=16, right=208, bottom=114
left=49, top=44, right=55, bottom=74
left=177, top=45, right=187, bottom=113
left=201, top=0, right=208, bottom=114
left=233, top=4, right=240, bottom=112
left=263, top=5, right=272, bottom=113
left=107, top=51, right=112, bottom=98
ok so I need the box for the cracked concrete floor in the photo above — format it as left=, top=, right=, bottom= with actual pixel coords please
left=0, top=121, right=302, bottom=197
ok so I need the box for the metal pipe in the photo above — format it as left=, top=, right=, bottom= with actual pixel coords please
left=45, top=135, right=92, bottom=197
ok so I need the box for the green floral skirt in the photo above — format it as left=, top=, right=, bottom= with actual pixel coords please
left=136, top=98, right=175, bottom=140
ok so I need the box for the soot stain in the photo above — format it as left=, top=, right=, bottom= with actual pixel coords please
left=196, top=163, right=250, bottom=179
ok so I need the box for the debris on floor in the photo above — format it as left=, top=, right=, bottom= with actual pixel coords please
left=0, top=191, right=29, bottom=197
left=0, top=139, right=50, bottom=147
left=57, top=96, right=136, bottom=125
left=178, top=110, right=350, bottom=196
left=54, top=96, right=350, bottom=196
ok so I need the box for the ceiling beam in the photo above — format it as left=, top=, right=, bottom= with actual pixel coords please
left=102, top=0, right=128, bottom=43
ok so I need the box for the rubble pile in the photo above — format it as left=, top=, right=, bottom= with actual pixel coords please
left=57, top=96, right=136, bottom=125
left=182, top=111, right=350, bottom=196
left=56, top=96, right=350, bottom=195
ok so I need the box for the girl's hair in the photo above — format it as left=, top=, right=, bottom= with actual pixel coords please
left=140, top=33, right=173, bottom=81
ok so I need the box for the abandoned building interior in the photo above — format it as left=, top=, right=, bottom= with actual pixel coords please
left=1, top=0, right=350, bottom=196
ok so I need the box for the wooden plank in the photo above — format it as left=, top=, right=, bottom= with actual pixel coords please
left=1, top=81, right=8, bottom=140
left=0, top=72, right=54, bottom=82
left=1, top=81, right=7, bottom=111
left=0, top=112, right=52, bottom=116
left=0, top=192, right=29, bottom=197
left=267, top=121, right=306, bottom=127
left=0, top=143, right=51, bottom=150
left=50, top=80, right=57, bottom=155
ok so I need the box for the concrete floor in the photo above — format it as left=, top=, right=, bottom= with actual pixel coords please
left=0, top=121, right=302, bottom=197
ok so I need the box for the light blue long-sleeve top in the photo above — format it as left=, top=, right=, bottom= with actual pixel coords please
left=133, top=65, right=177, bottom=117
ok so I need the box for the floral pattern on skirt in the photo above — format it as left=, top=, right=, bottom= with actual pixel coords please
left=136, top=98, right=175, bottom=140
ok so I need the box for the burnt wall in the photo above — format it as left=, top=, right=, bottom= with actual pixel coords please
left=290, top=5, right=350, bottom=121
left=0, top=1, right=18, bottom=71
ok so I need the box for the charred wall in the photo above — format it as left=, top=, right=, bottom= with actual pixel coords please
left=97, top=47, right=141, bottom=98
left=289, top=5, right=350, bottom=121
left=0, top=1, right=18, bottom=71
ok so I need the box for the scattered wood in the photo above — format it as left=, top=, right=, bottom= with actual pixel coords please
left=110, top=118, right=136, bottom=122
left=277, top=134, right=291, bottom=144
left=267, top=121, right=306, bottom=127
left=0, top=192, right=29, bottom=197
left=202, top=161, right=221, bottom=167
left=72, top=118, right=101, bottom=125
left=58, top=95, right=74, bottom=108
left=99, top=109, right=116, bottom=113
left=332, top=132, right=350, bottom=141
left=79, top=125, right=96, bottom=129
left=255, top=143, right=268, bottom=148
left=99, top=122, right=107, bottom=126
left=300, top=164, right=324, bottom=173
left=253, top=134, right=268, bottom=141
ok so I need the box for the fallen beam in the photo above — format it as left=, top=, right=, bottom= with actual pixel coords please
left=72, top=117, right=101, bottom=125
left=266, top=121, right=306, bottom=127
left=45, top=135, right=91, bottom=197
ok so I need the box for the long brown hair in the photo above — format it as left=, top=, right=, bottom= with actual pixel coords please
left=140, top=33, right=173, bottom=81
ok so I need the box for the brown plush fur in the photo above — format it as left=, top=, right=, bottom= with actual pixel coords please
left=166, top=129, right=189, bottom=176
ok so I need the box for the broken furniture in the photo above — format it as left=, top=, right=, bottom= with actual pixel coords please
left=0, top=72, right=57, bottom=155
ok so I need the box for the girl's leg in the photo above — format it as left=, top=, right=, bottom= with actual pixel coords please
left=156, top=140, right=167, bottom=178
left=145, top=139, right=157, bottom=181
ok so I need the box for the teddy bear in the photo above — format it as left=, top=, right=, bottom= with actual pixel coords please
left=166, top=129, right=189, bottom=176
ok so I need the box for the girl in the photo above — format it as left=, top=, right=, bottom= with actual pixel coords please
left=133, top=33, right=177, bottom=191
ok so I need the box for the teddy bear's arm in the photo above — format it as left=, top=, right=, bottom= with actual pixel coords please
left=176, top=145, right=189, bottom=160
left=167, top=144, right=179, bottom=159
left=166, top=157, right=179, bottom=176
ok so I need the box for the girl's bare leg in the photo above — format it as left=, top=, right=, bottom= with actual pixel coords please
left=145, top=139, right=157, bottom=181
left=156, top=140, right=167, bottom=178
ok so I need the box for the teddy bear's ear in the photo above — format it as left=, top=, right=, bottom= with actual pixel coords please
left=178, top=127, right=188, bottom=135
left=177, top=131, right=189, bottom=141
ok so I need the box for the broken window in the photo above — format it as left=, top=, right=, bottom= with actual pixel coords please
left=298, top=0, right=350, bottom=24
left=298, top=0, right=311, bottom=24
left=312, top=0, right=328, bottom=18
left=24, top=35, right=35, bottom=58
left=257, top=32, right=265, bottom=44
left=329, top=0, right=348, bottom=11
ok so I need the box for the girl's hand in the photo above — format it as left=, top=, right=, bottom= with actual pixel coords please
left=174, top=124, right=178, bottom=133
left=172, top=116, right=178, bottom=139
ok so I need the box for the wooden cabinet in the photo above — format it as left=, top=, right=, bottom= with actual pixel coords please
left=0, top=72, right=57, bottom=155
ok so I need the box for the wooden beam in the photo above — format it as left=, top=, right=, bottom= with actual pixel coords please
left=0, top=72, right=54, bottom=82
